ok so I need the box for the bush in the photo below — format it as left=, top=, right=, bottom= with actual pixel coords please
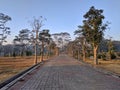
left=13, top=52, right=16, bottom=57
left=97, top=54, right=101, bottom=59
left=111, top=53, right=116, bottom=59
left=97, top=53, right=106, bottom=60
left=87, top=52, right=93, bottom=57
left=116, top=52, right=120, bottom=57
left=26, top=51, right=32, bottom=56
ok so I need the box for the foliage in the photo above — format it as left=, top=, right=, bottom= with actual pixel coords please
left=29, top=16, right=46, bottom=45
left=14, top=29, right=30, bottom=45
left=29, top=16, right=46, bottom=64
left=110, top=53, right=116, bottom=59
left=98, top=38, right=108, bottom=52
left=39, top=29, right=51, bottom=43
left=13, top=52, right=16, bottom=57
left=0, top=13, right=11, bottom=45
left=107, top=39, right=114, bottom=52
left=82, top=6, right=108, bottom=45
left=26, top=51, right=32, bottom=56
left=49, top=41, right=56, bottom=50
left=116, top=52, right=120, bottom=57
left=52, top=32, right=71, bottom=48
left=13, top=29, right=31, bottom=56
left=107, top=38, right=116, bottom=59
left=97, top=53, right=106, bottom=60
left=39, top=29, right=51, bottom=60
left=75, top=6, right=108, bottom=64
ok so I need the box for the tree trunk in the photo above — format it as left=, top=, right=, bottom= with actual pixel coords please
left=47, top=45, right=50, bottom=59
left=34, top=43, right=37, bottom=64
left=56, top=47, right=59, bottom=56
left=82, top=39, right=86, bottom=61
left=41, top=41, right=44, bottom=62
left=78, top=50, right=79, bottom=60
left=83, top=51, right=85, bottom=61
left=93, top=46, right=98, bottom=65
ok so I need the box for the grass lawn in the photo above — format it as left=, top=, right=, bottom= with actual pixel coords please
left=0, top=56, right=48, bottom=83
left=1, top=55, right=120, bottom=84
left=85, top=58, right=120, bottom=75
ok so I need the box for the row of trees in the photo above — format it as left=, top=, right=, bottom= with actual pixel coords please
left=67, top=6, right=109, bottom=65
left=0, top=13, right=71, bottom=64
left=0, top=13, right=12, bottom=56
left=1, top=6, right=118, bottom=65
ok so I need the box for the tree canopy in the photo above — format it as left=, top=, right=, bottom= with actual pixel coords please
left=75, top=6, right=108, bottom=64
left=0, top=13, right=11, bottom=45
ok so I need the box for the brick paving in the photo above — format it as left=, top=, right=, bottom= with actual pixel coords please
left=8, top=55, right=120, bottom=90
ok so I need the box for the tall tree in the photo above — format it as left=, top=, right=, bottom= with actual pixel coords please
left=49, top=40, right=56, bottom=55
left=74, top=26, right=86, bottom=61
left=107, top=37, right=114, bottom=60
left=67, top=40, right=81, bottom=59
left=13, top=29, right=30, bottom=56
left=78, top=6, right=108, bottom=64
left=30, top=16, right=46, bottom=64
left=39, top=29, right=51, bottom=61
left=0, top=13, right=11, bottom=56
left=0, top=13, right=11, bottom=45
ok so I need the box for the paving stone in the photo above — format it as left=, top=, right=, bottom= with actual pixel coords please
left=8, top=55, right=120, bottom=90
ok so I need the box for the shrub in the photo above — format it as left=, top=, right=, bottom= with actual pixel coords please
left=116, top=52, right=120, bottom=57
left=97, top=54, right=101, bottom=59
left=97, top=53, right=106, bottom=60
left=13, top=52, right=16, bottom=57
left=87, top=52, right=93, bottom=57
left=26, top=51, right=32, bottom=56
left=111, top=53, right=116, bottom=59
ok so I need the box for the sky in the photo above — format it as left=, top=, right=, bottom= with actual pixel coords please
left=0, top=0, right=120, bottom=44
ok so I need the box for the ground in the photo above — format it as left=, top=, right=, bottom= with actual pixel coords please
left=85, top=58, right=120, bottom=75
left=0, top=55, right=120, bottom=85
left=0, top=56, right=48, bottom=83
left=7, top=55, right=120, bottom=90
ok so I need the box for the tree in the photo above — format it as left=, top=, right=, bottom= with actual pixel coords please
left=0, top=13, right=11, bottom=45
left=0, top=13, right=11, bottom=56
left=13, top=29, right=30, bottom=56
left=107, top=37, right=115, bottom=59
left=30, top=16, right=46, bottom=64
left=77, top=6, right=108, bottom=64
left=49, top=40, right=56, bottom=55
left=52, top=32, right=71, bottom=53
left=74, top=27, right=87, bottom=61
left=98, top=38, right=108, bottom=52
left=39, top=29, right=51, bottom=61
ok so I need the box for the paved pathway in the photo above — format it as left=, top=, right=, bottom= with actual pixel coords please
left=8, top=55, right=120, bottom=90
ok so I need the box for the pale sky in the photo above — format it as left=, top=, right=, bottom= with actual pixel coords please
left=0, top=0, right=120, bottom=44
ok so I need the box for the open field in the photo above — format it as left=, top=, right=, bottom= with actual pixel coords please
left=85, top=58, right=120, bottom=75
left=1, top=55, right=120, bottom=84
left=0, top=56, right=48, bottom=83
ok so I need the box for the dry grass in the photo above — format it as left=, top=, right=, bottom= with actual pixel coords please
left=85, top=58, right=120, bottom=75
left=0, top=56, right=48, bottom=83
left=1, top=55, right=120, bottom=84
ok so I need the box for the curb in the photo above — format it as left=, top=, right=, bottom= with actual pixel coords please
left=0, top=62, right=43, bottom=90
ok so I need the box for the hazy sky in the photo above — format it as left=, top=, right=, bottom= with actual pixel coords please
left=0, top=0, right=120, bottom=44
